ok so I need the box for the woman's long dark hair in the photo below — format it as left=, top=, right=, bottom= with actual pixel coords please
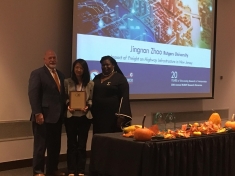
left=71, top=59, right=90, bottom=87
left=100, top=56, right=124, bottom=75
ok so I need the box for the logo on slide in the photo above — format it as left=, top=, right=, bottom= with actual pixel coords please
left=90, top=70, right=99, bottom=80
left=126, top=72, right=134, bottom=83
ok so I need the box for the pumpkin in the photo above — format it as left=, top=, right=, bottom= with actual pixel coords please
left=134, top=115, right=153, bottom=141
left=208, top=112, right=221, bottom=125
left=225, top=121, right=235, bottom=130
left=225, top=114, right=235, bottom=130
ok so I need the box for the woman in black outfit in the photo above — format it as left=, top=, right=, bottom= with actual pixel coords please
left=91, top=56, right=132, bottom=134
left=64, top=59, right=94, bottom=176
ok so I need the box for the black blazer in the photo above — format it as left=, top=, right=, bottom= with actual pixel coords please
left=28, top=66, right=66, bottom=123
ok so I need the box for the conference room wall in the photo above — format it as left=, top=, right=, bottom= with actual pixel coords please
left=0, top=0, right=73, bottom=163
left=0, top=0, right=235, bottom=163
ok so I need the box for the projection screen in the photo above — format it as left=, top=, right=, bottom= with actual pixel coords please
left=72, top=0, right=217, bottom=100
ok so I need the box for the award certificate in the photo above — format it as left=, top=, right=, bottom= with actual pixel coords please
left=69, top=91, right=86, bottom=110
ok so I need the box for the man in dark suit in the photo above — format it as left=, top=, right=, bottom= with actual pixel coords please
left=28, top=50, right=66, bottom=176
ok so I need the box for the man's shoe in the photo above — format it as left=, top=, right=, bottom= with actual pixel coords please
left=34, top=174, right=45, bottom=176
left=68, top=174, right=75, bottom=176
left=47, top=171, right=65, bottom=176
left=78, top=174, right=84, bottom=176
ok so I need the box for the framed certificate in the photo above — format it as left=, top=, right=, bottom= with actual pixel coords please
left=69, top=91, right=86, bottom=110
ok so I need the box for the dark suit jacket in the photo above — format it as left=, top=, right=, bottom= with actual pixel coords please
left=28, top=65, right=66, bottom=123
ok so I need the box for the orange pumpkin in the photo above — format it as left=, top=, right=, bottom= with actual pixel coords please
left=134, top=115, right=153, bottom=141
left=208, top=112, right=221, bottom=125
left=225, top=121, right=235, bottom=130
left=134, top=128, right=153, bottom=141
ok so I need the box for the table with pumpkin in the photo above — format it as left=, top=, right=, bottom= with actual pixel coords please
left=89, top=112, right=235, bottom=176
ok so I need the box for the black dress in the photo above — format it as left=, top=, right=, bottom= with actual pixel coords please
left=91, top=72, right=132, bottom=134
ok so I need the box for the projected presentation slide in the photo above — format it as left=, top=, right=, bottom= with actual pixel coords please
left=73, top=0, right=215, bottom=99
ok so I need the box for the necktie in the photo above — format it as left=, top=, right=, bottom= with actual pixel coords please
left=52, top=70, right=60, bottom=92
